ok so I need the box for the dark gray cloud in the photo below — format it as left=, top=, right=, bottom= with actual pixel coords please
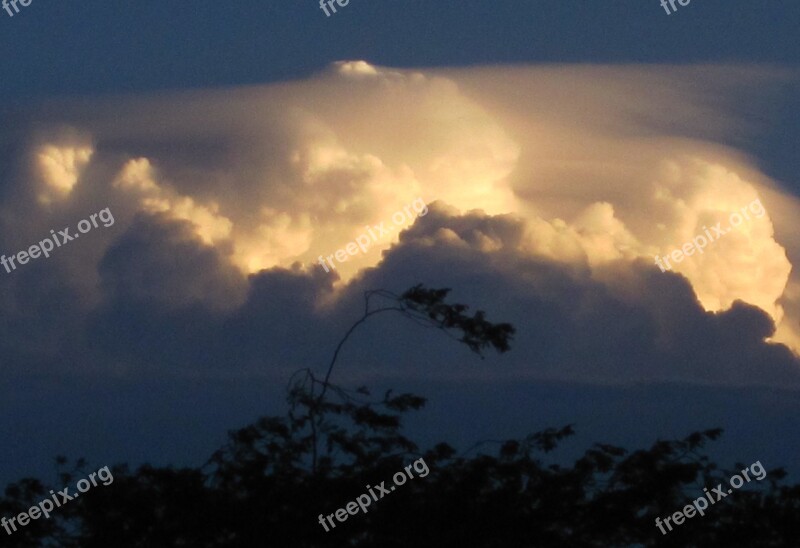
left=2, top=200, right=791, bottom=388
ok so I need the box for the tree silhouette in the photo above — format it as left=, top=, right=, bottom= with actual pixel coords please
left=1, top=285, right=798, bottom=547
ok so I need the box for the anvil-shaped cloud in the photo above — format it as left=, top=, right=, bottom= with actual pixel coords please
left=0, top=61, right=798, bottom=383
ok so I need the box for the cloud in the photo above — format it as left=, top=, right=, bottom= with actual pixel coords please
left=0, top=61, right=798, bottom=383
left=35, top=143, right=93, bottom=204
left=112, top=157, right=233, bottom=246
left=363, top=202, right=800, bottom=386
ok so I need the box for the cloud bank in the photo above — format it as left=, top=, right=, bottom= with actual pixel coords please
left=0, top=61, right=798, bottom=386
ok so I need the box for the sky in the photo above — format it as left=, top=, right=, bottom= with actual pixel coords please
left=1, top=0, right=800, bottom=488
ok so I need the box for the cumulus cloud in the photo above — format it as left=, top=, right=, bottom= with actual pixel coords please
left=360, top=202, right=800, bottom=386
left=0, top=61, right=798, bottom=383
left=35, top=143, right=93, bottom=204
left=112, top=157, right=233, bottom=246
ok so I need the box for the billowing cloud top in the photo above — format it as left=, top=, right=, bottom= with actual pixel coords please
left=0, top=61, right=798, bottom=386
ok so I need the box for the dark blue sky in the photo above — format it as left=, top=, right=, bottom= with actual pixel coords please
left=0, top=0, right=798, bottom=100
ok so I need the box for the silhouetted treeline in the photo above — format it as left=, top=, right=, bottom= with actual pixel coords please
left=2, top=286, right=798, bottom=547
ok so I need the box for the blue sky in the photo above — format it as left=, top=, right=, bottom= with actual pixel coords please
left=1, top=1, right=799, bottom=97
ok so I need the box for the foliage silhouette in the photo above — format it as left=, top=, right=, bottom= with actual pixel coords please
left=1, top=285, right=799, bottom=547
